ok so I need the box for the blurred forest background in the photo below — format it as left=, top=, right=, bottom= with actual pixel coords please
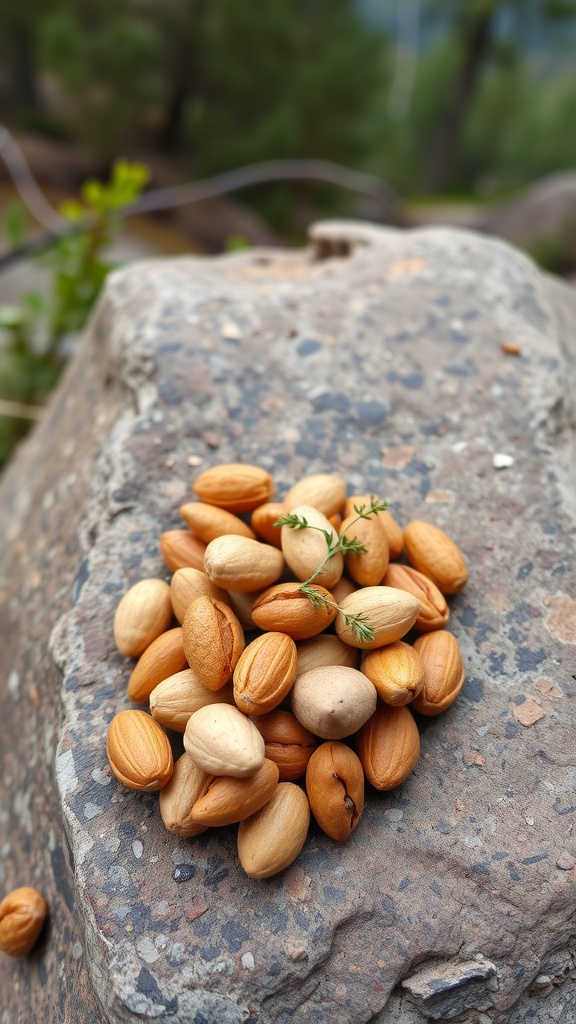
left=1, top=0, right=576, bottom=461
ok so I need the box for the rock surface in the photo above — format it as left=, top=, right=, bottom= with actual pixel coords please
left=1, top=223, right=576, bottom=1023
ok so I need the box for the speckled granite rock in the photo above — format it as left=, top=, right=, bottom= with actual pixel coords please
left=1, top=224, right=576, bottom=1024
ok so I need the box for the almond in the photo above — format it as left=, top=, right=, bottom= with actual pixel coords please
left=283, top=473, right=347, bottom=518
left=149, top=670, right=235, bottom=732
left=106, top=710, right=173, bottom=791
left=226, top=589, right=261, bottom=630
left=251, top=502, right=288, bottom=548
left=237, top=782, right=310, bottom=878
left=251, top=582, right=337, bottom=640
left=296, top=634, right=359, bottom=675
left=182, top=597, right=244, bottom=691
left=170, top=567, right=232, bottom=624
left=233, top=632, right=298, bottom=716
left=0, top=888, right=47, bottom=957
left=179, top=502, right=256, bottom=542
left=335, top=586, right=420, bottom=650
left=159, top=530, right=207, bottom=572
left=127, top=627, right=187, bottom=703
left=114, top=578, right=173, bottom=657
left=381, top=563, right=449, bottom=632
left=329, top=575, right=358, bottom=606
left=191, top=759, right=279, bottom=826
left=403, top=520, right=467, bottom=594
left=280, top=504, right=343, bottom=588
left=193, top=463, right=275, bottom=513
left=184, top=703, right=265, bottom=777
left=361, top=641, right=424, bottom=706
left=344, top=495, right=403, bottom=560
left=291, top=665, right=377, bottom=739
left=159, top=754, right=212, bottom=837
left=411, top=630, right=465, bottom=715
left=339, top=510, right=389, bottom=587
left=306, top=742, right=364, bottom=841
left=253, top=710, right=318, bottom=780
left=356, top=704, right=420, bottom=790
left=204, top=535, right=285, bottom=593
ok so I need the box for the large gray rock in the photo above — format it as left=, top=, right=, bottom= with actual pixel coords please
left=1, top=223, right=575, bottom=1023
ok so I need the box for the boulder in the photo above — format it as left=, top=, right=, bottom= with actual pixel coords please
left=1, top=223, right=575, bottom=1023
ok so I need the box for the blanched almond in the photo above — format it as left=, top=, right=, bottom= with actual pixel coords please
left=184, top=704, right=265, bottom=777
left=149, top=670, right=235, bottom=732
left=291, top=666, right=377, bottom=739
left=335, top=586, right=420, bottom=650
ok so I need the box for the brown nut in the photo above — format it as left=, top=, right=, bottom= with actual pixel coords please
left=411, top=630, right=465, bottom=715
left=184, top=703, right=265, bottom=777
left=182, top=596, right=244, bottom=691
left=179, top=502, right=256, bottom=542
left=114, top=578, right=173, bottom=657
left=251, top=502, right=288, bottom=548
left=191, top=758, right=279, bottom=827
left=283, top=473, right=347, bottom=518
left=233, top=632, right=298, bottom=716
left=291, top=666, right=377, bottom=740
left=280, top=505, right=343, bottom=589
left=306, top=742, right=364, bottom=842
left=127, top=627, right=187, bottom=703
left=149, top=669, right=235, bottom=732
left=344, top=495, right=403, bottom=560
left=382, top=563, right=449, bottom=632
left=361, top=641, right=424, bottom=706
left=356, top=704, right=420, bottom=790
left=237, top=782, right=310, bottom=879
left=0, top=888, right=47, bottom=957
left=252, top=582, right=337, bottom=640
left=106, top=710, right=173, bottom=792
left=170, top=567, right=232, bottom=624
left=339, top=510, right=389, bottom=587
left=159, top=530, right=207, bottom=572
left=193, top=463, right=275, bottom=513
left=335, top=586, right=420, bottom=650
left=296, top=634, right=359, bottom=675
left=159, top=754, right=212, bottom=837
left=204, top=535, right=285, bottom=593
left=403, top=520, right=467, bottom=595
left=253, top=710, right=318, bottom=780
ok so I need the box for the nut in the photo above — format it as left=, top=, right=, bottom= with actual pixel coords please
left=251, top=582, right=337, bottom=640
left=306, top=742, right=364, bottom=841
left=237, top=782, right=310, bottom=878
left=127, top=627, right=188, bottom=703
left=225, top=589, right=261, bottom=630
left=170, top=567, right=232, bottom=624
left=411, top=630, right=465, bottom=715
left=280, top=504, right=343, bottom=588
left=381, top=563, right=449, bottom=632
left=339, top=509, right=389, bottom=587
left=290, top=665, right=377, bottom=739
left=114, top=578, right=173, bottom=657
left=191, top=758, right=279, bottom=826
left=182, top=596, right=245, bottom=691
left=204, top=535, right=285, bottom=593
left=296, top=634, right=359, bottom=675
left=184, top=703, right=265, bottom=777
left=106, top=710, right=173, bottom=791
left=253, top=710, right=318, bottom=780
left=335, top=586, right=420, bottom=649
left=403, top=520, right=467, bottom=594
left=356, top=704, right=420, bottom=790
left=149, top=669, right=235, bottom=732
left=193, top=462, right=275, bottom=513
left=251, top=502, right=289, bottom=548
left=0, top=887, right=47, bottom=957
left=159, top=530, right=207, bottom=572
left=179, top=501, right=256, bottom=542
left=233, top=631, right=298, bottom=716
left=344, top=495, right=403, bottom=560
left=159, top=754, right=212, bottom=837
left=361, top=640, right=424, bottom=706
left=283, top=473, right=347, bottom=518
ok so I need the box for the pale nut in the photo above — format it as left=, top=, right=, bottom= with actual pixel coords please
left=170, top=567, right=232, bottom=624
left=344, top=495, right=403, bottom=560
left=193, top=463, right=275, bottom=513
left=184, top=704, right=265, bottom=777
left=182, top=596, right=245, bottom=691
left=250, top=502, right=288, bottom=548
left=280, top=504, right=343, bottom=589
left=306, top=742, right=364, bottom=842
left=233, top=631, right=298, bottom=716
left=381, top=563, right=449, bottom=632
left=159, top=754, right=212, bottom=837
left=251, top=582, right=337, bottom=640
left=361, top=641, right=424, bottom=706
left=114, top=578, right=173, bottom=657
left=204, top=535, right=285, bottom=593
left=149, top=669, right=235, bottom=732
left=179, top=502, right=256, bottom=542
left=226, top=589, right=261, bottom=630
left=191, top=758, right=279, bottom=827
left=403, top=520, right=467, bottom=594
left=283, top=473, right=347, bottom=518
left=0, top=887, right=47, bottom=957
left=159, top=530, right=207, bottom=572
left=356, top=704, right=420, bottom=790
left=329, top=575, right=358, bottom=606
left=237, top=782, right=310, bottom=879
left=410, top=630, right=465, bottom=715
left=253, top=710, right=318, bottom=780
left=335, top=586, right=420, bottom=650
left=106, top=710, right=173, bottom=792
left=296, top=634, right=359, bottom=676
left=290, top=665, right=377, bottom=740
left=127, top=627, right=187, bottom=703
left=339, top=509, right=389, bottom=587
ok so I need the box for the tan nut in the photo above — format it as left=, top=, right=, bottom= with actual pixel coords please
left=159, top=754, right=212, bottom=837
left=253, top=710, right=318, bottom=780
left=237, top=782, right=310, bottom=878
left=251, top=502, right=288, bottom=548
left=191, top=759, right=279, bottom=827
left=411, top=630, right=465, bottom=715
left=403, top=520, right=467, bottom=594
left=184, top=704, right=265, bottom=778
left=0, top=887, right=47, bottom=957
left=252, top=582, right=337, bottom=640
left=193, top=463, right=275, bottom=513
left=356, top=704, right=420, bottom=790
left=170, top=567, right=232, bottom=624
left=179, top=502, right=256, bottom=542
left=283, top=473, right=347, bottom=518
left=280, top=504, right=343, bottom=589
left=128, top=627, right=187, bottom=703
left=339, top=509, right=389, bottom=587
left=233, top=631, right=298, bottom=716
left=106, top=710, right=173, bottom=792
left=306, top=742, right=364, bottom=842
left=204, top=535, right=285, bottom=593
left=159, top=530, right=207, bottom=572
left=382, top=563, right=449, bottom=632
left=335, top=586, right=420, bottom=650
left=344, top=495, right=403, bottom=560
left=149, top=669, right=235, bottom=732
left=296, top=634, right=359, bottom=675
left=114, top=578, right=173, bottom=657
left=361, top=641, right=424, bottom=706
left=182, top=596, right=244, bottom=691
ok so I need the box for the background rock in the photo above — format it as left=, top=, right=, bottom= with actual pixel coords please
left=1, top=224, right=575, bottom=1023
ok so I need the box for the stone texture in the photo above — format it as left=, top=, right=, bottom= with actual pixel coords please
left=1, top=223, right=576, bottom=1024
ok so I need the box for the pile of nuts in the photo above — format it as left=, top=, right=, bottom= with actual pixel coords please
left=107, top=464, right=467, bottom=879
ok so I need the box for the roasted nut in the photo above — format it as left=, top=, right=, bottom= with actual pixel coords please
left=106, top=710, right=173, bottom=791
left=179, top=502, right=256, bottom=541
left=127, top=627, right=187, bottom=703
left=114, top=578, right=173, bottom=657
left=306, top=742, right=364, bottom=841
left=356, top=704, right=420, bottom=790
left=253, top=710, right=318, bottom=780
left=283, top=473, right=347, bottom=518
left=159, top=530, right=207, bottom=572
left=296, top=634, right=359, bottom=675
left=237, top=782, right=310, bottom=878
left=191, top=759, right=279, bottom=826
left=193, top=463, right=275, bottom=513
left=159, top=754, right=212, bottom=837
left=251, top=502, right=288, bottom=548
left=252, top=582, right=337, bottom=640
left=149, top=669, right=235, bottom=732
left=0, top=887, right=47, bottom=957
left=184, top=704, right=265, bottom=777
left=339, top=509, right=389, bottom=587
left=204, top=535, right=285, bottom=593
left=233, top=631, right=298, bottom=716
left=361, top=641, right=424, bottom=706
left=182, top=596, right=244, bottom=691
left=403, top=520, right=467, bottom=594
left=291, top=665, right=377, bottom=739
left=411, top=630, right=465, bottom=715
left=170, top=567, right=231, bottom=624
left=280, top=504, right=343, bottom=589
left=335, top=586, right=420, bottom=650
left=381, top=563, right=449, bottom=632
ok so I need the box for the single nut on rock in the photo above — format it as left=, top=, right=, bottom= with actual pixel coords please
left=253, top=710, right=318, bottom=780
left=356, top=704, right=420, bottom=790
left=204, top=535, right=285, bottom=593
left=403, top=520, right=467, bottom=594
left=296, top=634, right=359, bottom=675
left=170, top=567, right=232, bottom=624
left=339, top=510, right=389, bottom=587
left=411, top=630, right=465, bottom=715
left=191, top=758, right=279, bottom=826
left=0, top=887, right=47, bottom=957
left=159, top=754, right=212, bottom=837
left=159, top=530, right=207, bottom=572
left=335, top=586, right=420, bottom=650
left=182, top=596, right=244, bottom=691
left=306, top=742, right=364, bottom=842
left=237, top=782, right=310, bottom=879
left=233, top=631, right=298, bottom=716
left=184, top=703, right=265, bottom=777
left=344, top=495, right=403, bottom=560
left=361, top=641, right=424, bottom=706
left=114, top=578, right=173, bottom=657
left=280, top=504, right=343, bottom=589
left=251, top=501, right=288, bottom=548
left=127, top=627, right=187, bottom=703
left=291, top=665, right=377, bottom=739
left=150, top=669, right=235, bottom=732
left=252, top=582, right=337, bottom=640
left=106, top=710, right=173, bottom=792
left=193, top=462, right=275, bottom=513
left=382, top=563, right=449, bottom=632
left=179, top=501, right=256, bottom=542
left=283, top=473, right=347, bottom=518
